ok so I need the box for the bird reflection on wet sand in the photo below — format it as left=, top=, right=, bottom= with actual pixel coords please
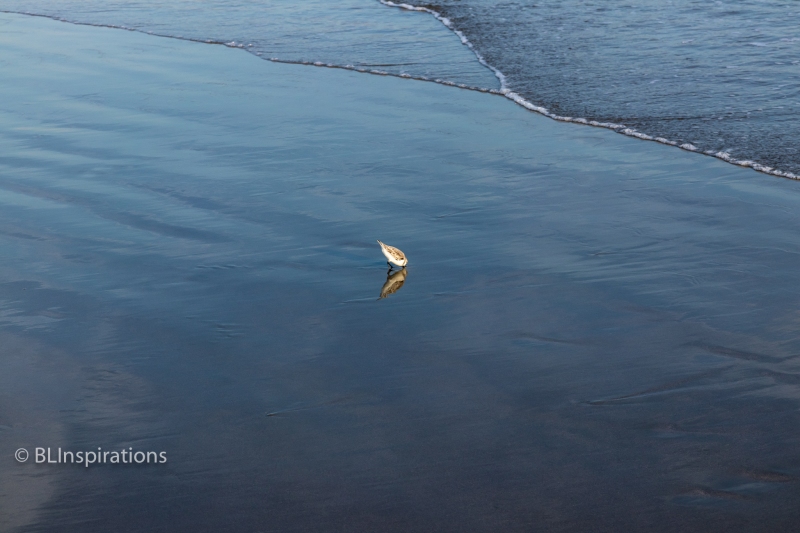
left=379, top=267, right=408, bottom=299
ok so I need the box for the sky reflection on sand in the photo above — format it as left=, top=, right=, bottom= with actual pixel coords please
left=0, top=13, right=799, bottom=533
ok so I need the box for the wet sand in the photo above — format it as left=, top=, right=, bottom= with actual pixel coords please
left=1, top=13, right=799, bottom=532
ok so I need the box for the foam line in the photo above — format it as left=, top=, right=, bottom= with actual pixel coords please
left=2, top=8, right=797, bottom=181
left=0, top=11, right=503, bottom=92
left=378, top=1, right=799, bottom=180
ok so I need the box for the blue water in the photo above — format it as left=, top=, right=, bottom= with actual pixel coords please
left=1, top=0, right=798, bottom=176
left=2, top=5, right=800, bottom=533
left=0, top=0, right=497, bottom=86
left=396, top=0, right=800, bottom=176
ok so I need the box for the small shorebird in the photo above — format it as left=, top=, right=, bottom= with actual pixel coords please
left=377, top=240, right=408, bottom=268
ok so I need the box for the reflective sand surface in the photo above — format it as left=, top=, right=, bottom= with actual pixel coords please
left=1, top=14, right=799, bottom=532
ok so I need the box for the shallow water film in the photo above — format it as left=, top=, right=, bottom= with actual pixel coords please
left=3, top=0, right=799, bottom=176
left=407, top=0, right=800, bottom=175
left=1, top=12, right=799, bottom=533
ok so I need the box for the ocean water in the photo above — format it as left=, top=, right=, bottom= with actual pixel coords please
left=394, top=0, right=800, bottom=176
left=1, top=0, right=798, bottom=176
left=2, top=7, right=800, bottom=533
left=0, top=0, right=497, bottom=87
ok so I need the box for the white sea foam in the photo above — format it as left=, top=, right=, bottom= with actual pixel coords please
left=375, top=1, right=800, bottom=181
left=379, top=1, right=508, bottom=88
left=5, top=7, right=796, bottom=181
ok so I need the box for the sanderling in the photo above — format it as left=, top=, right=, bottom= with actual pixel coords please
left=377, top=240, right=408, bottom=268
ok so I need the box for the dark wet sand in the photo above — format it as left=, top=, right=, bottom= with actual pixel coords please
left=1, top=13, right=799, bottom=532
